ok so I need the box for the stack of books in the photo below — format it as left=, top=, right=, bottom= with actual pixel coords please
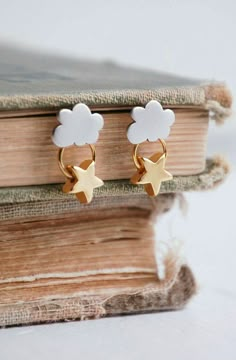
left=0, top=45, right=231, bottom=326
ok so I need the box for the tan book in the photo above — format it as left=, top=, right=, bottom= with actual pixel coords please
left=0, top=157, right=229, bottom=327
left=0, top=45, right=232, bottom=187
left=0, top=45, right=231, bottom=327
left=0, top=194, right=196, bottom=327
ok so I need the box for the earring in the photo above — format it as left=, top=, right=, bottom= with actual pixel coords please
left=127, top=100, right=175, bottom=197
left=52, top=103, right=104, bottom=204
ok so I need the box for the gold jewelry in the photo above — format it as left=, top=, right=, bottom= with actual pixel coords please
left=58, top=144, right=103, bottom=204
left=131, top=139, right=172, bottom=197
left=127, top=100, right=175, bottom=197
left=52, top=103, right=104, bottom=204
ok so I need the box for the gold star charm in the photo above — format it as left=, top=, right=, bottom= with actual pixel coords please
left=62, top=160, right=104, bottom=204
left=131, top=153, right=172, bottom=197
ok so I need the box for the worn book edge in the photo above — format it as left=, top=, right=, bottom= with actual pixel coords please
left=0, top=84, right=232, bottom=123
left=0, top=156, right=229, bottom=205
left=0, top=265, right=196, bottom=327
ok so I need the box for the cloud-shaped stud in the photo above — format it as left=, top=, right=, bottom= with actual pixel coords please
left=127, top=100, right=175, bottom=144
left=52, top=103, right=104, bottom=147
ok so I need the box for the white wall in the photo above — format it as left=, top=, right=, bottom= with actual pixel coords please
left=0, top=0, right=235, bottom=96
left=0, top=2, right=236, bottom=358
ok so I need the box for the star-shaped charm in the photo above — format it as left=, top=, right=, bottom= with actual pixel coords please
left=131, top=153, right=172, bottom=196
left=62, top=160, right=104, bottom=204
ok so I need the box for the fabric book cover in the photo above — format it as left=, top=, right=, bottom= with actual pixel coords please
left=0, top=45, right=232, bottom=326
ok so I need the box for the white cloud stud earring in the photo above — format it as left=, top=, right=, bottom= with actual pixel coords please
left=127, top=100, right=175, bottom=197
left=52, top=103, right=104, bottom=204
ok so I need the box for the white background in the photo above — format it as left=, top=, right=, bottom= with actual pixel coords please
left=0, top=1, right=236, bottom=359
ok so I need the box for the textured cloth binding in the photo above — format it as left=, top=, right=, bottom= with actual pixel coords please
left=0, top=45, right=232, bottom=123
left=0, top=156, right=229, bottom=221
left=0, top=265, right=196, bottom=327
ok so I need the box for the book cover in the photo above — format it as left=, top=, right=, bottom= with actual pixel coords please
left=0, top=45, right=231, bottom=327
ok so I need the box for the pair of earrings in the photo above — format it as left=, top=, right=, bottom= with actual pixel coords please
left=52, top=100, right=175, bottom=204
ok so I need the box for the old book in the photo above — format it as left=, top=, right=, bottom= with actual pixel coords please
left=0, top=156, right=230, bottom=221
left=0, top=45, right=231, bottom=327
left=0, top=193, right=196, bottom=327
left=0, top=156, right=229, bottom=326
left=0, top=44, right=232, bottom=187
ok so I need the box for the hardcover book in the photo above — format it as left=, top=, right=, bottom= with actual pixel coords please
left=0, top=44, right=232, bottom=187
left=0, top=45, right=232, bottom=326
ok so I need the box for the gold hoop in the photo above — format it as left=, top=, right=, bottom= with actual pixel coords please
left=132, top=139, right=167, bottom=170
left=58, top=144, right=96, bottom=179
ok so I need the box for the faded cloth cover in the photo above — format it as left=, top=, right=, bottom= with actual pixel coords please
left=0, top=265, right=196, bottom=327
left=0, top=44, right=232, bottom=122
left=0, top=193, right=196, bottom=327
left=0, top=156, right=229, bottom=221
